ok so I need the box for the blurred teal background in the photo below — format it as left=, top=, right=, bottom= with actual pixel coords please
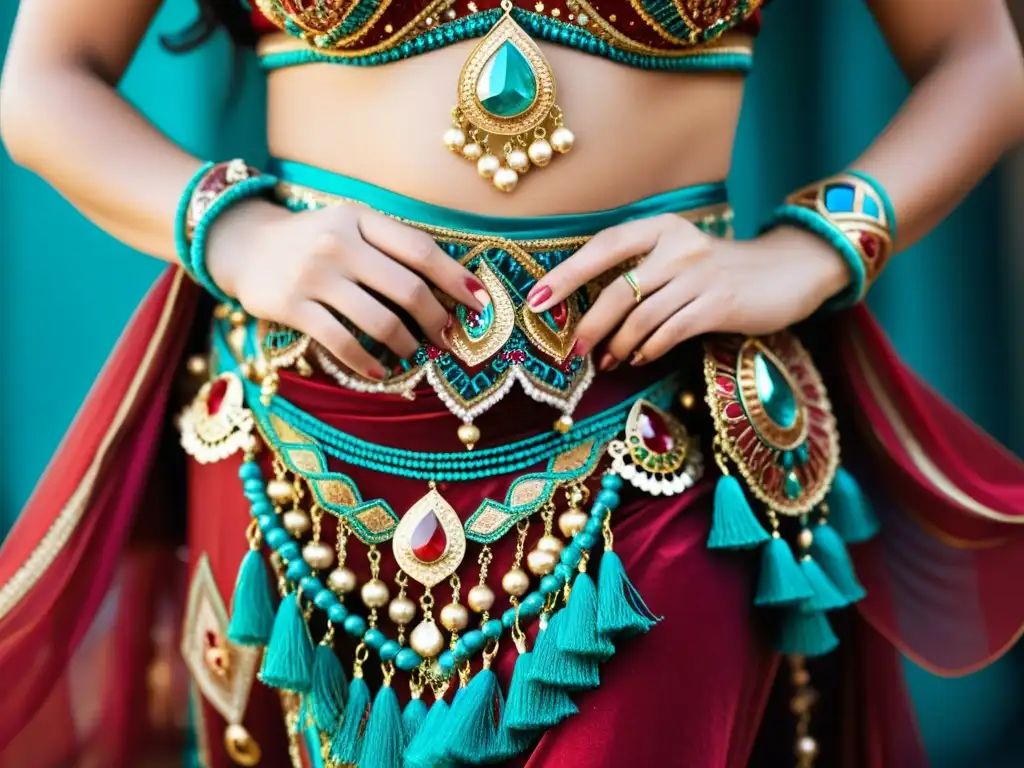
left=1, top=0, right=1022, bottom=764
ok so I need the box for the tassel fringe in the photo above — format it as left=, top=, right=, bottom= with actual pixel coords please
left=402, top=697, right=429, bottom=744
left=555, top=572, right=616, bottom=660
left=226, top=549, right=276, bottom=646
left=776, top=607, right=840, bottom=657
left=708, top=475, right=771, bottom=550
left=311, top=642, right=347, bottom=732
left=330, top=676, right=372, bottom=765
left=504, top=651, right=578, bottom=731
left=826, top=467, right=880, bottom=543
left=360, top=685, right=404, bottom=768
left=754, top=537, right=812, bottom=607
left=810, top=523, right=866, bottom=603
left=403, top=699, right=453, bottom=768
left=258, top=592, right=314, bottom=692
left=799, top=556, right=848, bottom=611
left=529, top=612, right=601, bottom=690
left=596, top=551, right=660, bottom=638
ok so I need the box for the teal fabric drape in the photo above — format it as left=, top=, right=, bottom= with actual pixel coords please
left=0, top=0, right=1020, bottom=765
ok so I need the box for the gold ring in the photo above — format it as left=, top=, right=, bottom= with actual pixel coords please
left=622, top=271, right=642, bottom=304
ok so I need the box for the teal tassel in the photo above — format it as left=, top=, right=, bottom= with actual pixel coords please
left=311, top=642, right=347, bottom=733
left=799, top=556, right=849, bottom=611
left=258, top=592, right=314, bottom=692
left=596, top=551, right=660, bottom=638
left=529, top=611, right=600, bottom=690
left=810, top=523, right=866, bottom=603
left=555, top=572, right=615, bottom=660
left=402, top=697, right=429, bottom=744
left=707, top=475, right=771, bottom=550
left=360, top=685, right=404, bottom=768
left=776, top=606, right=840, bottom=657
left=330, top=676, right=372, bottom=765
left=504, top=651, right=578, bottom=731
left=754, top=536, right=813, bottom=606
left=826, top=467, right=880, bottom=543
left=226, top=549, right=276, bottom=646
left=403, top=699, right=454, bottom=768
left=442, top=669, right=529, bottom=764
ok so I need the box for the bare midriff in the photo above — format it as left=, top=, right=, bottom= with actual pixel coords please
left=265, top=33, right=749, bottom=215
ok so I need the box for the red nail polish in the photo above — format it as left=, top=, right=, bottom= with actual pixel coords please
left=598, top=352, right=619, bottom=372
left=465, top=278, right=490, bottom=308
left=570, top=338, right=589, bottom=358
left=367, top=366, right=387, bottom=381
left=528, top=284, right=552, bottom=307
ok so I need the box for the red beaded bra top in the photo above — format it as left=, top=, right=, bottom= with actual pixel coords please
left=252, top=1, right=763, bottom=69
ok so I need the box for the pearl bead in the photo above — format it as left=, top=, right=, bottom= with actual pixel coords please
left=327, top=566, right=357, bottom=595
left=463, top=142, right=484, bottom=161
left=536, top=534, right=565, bottom=556
left=223, top=724, right=262, bottom=767
left=527, top=138, right=553, bottom=167
left=265, top=479, right=294, bottom=504
left=477, top=154, right=501, bottom=179
left=492, top=167, right=519, bottom=193
left=302, top=542, right=334, bottom=570
left=388, top=596, right=417, bottom=626
left=558, top=510, right=589, bottom=537
left=506, top=149, right=529, bottom=172
left=228, top=309, right=248, bottom=327
left=186, top=355, right=208, bottom=376
left=796, top=736, right=818, bottom=757
left=527, top=549, right=557, bottom=576
left=439, top=602, right=469, bottom=631
left=361, top=578, right=390, bottom=608
left=443, top=127, right=467, bottom=151
left=553, top=414, right=573, bottom=434
left=467, top=584, right=496, bottom=613
left=501, top=568, right=530, bottom=597
left=282, top=510, right=312, bottom=536
left=457, top=423, right=480, bottom=450
left=551, top=127, right=575, bottom=154
left=798, top=529, right=814, bottom=549
left=410, top=620, right=445, bottom=658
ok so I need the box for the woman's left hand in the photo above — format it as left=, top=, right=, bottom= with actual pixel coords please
left=525, top=214, right=852, bottom=370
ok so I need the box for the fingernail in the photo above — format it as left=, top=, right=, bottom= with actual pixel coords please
left=367, top=366, right=388, bottom=381
left=466, top=278, right=490, bottom=308
left=527, top=284, right=552, bottom=308
left=598, top=352, right=619, bottom=372
left=630, top=351, right=646, bottom=367
left=569, top=338, right=589, bottom=358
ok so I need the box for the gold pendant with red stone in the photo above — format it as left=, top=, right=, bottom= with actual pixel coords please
left=607, top=399, right=704, bottom=496
left=393, top=482, right=467, bottom=589
left=179, top=372, right=256, bottom=464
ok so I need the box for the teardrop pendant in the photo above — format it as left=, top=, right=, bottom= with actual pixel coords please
left=446, top=0, right=573, bottom=194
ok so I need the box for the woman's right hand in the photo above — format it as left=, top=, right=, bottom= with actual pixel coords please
left=205, top=199, right=489, bottom=380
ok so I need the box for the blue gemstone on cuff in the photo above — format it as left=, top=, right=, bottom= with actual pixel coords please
left=343, top=614, right=367, bottom=637
left=862, top=194, right=880, bottom=218
left=824, top=184, right=855, bottom=213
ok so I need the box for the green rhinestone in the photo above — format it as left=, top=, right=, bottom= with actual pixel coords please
left=476, top=41, right=537, bottom=117
left=784, top=470, right=803, bottom=500
left=753, top=351, right=798, bottom=428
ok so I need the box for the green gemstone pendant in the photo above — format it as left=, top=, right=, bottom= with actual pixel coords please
left=445, top=0, right=574, bottom=194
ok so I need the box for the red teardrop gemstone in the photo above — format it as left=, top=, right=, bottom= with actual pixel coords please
left=637, top=406, right=675, bottom=454
left=410, top=511, right=447, bottom=562
left=207, top=378, right=228, bottom=416
left=550, top=301, right=569, bottom=330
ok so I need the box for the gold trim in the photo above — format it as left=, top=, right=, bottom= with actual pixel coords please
left=849, top=331, right=1024, bottom=524
left=0, top=270, right=188, bottom=619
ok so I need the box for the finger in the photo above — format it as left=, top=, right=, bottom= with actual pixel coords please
left=632, top=294, right=721, bottom=365
left=342, top=239, right=451, bottom=348
left=359, top=210, right=489, bottom=311
left=313, top=276, right=422, bottom=359
left=526, top=217, right=665, bottom=313
left=605, top=275, right=705, bottom=363
left=293, top=300, right=388, bottom=381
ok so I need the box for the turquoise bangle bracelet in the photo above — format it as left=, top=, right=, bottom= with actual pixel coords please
left=189, top=174, right=279, bottom=306
left=846, top=169, right=898, bottom=241
left=174, top=162, right=215, bottom=281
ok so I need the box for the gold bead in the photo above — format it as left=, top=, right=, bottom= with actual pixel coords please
left=443, top=127, right=467, bottom=151
left=798, top=529, right=814, bottom=550
left=228, top=309, right=248, bottom=327
left=327, top=566, right=357, bottom=595
left=477, top=154, right=501, bottom=179
left=224, top=724, right=262, bottom=767
left=186, top=355, right=208, bottom=376
left=792, top=668, right=811, bottom=687
left=388, top=596, right=417, bottom=626
left=295, top=356, right=313, bottom=377
left=457, top=423, right=481, bottom=450
left=506, top=149, right=530, bottom=172
left=501, top=568, right=530, bottom=597
left=492, top=167, right=519, bottom=193
left=439, top=602, right=470, bottom=631
left=526, top=549, right=557, bottom=576
left=536, top=534, right=565, bottom=556
left=463, top=142, right=484, bottom=161
left=410, top=619, right=446, bottom=658
left=361, top=578, right=390, bottom=608
left=558, top=510, right=589, bottom=537
left=553, top=414, right=573, bottom=434
left=527, top=138, right=553, bottom=167
left=679, top=391, right=696, bottom=410
left=265, top=479, right=295, bottom=504
left=302, top=542, right=334, bottom=571
left=467, top=584, right=496, bottom=613
left=550, top=126, right=575, bottom=154
left=282, top=509, right=312, bottom=536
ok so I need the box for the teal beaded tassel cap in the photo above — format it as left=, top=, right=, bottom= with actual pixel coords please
left=259, top=591, right=315, bottom=692
left=529, top=611, right=600, bottom=690
left=707, top=474, right=771, bottom=550
left=310, top=638, right=347, bottom=732
left=226, top=548, right=276, bottom=646
left=826, top=467, right=879, bottom=543
left=331, top=675, right=372, bottom=765
left=359, top=684, right=404, bottom=768
left=504, top=649, right=578, bottom=731
left=754, top=535, right=813, bottom=607
left=810, top=521, right=866, bottom=603
left=554, top=571, right=615, bottom=660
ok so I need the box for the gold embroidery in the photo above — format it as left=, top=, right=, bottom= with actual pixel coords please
left=510, top=478, right=548, bottom=507
left=552, top=440, right=595, bottom=473
left=287, top=447, right=325, bottom=474
left=357, top=504, right=398, bottom=535
left=466, top=505, right=509, bottom=537
left=315, top=478, right=358, bottom=507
